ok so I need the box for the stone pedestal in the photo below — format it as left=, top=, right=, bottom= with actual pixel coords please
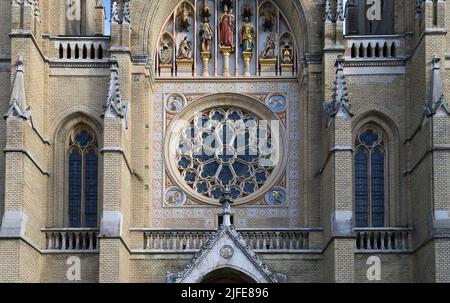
left=281, top=63, right=294, bottom=76
left=242, top=51, right=253, bottom=77
left=176, top=59, right=193, bottom=76
left=260, top=58, right=277, bottom=76
left=201, top=52, right=211, bottom=77
left=220, top=46, right=233, bottom=77
left=160, top=64, right=172, bottom=77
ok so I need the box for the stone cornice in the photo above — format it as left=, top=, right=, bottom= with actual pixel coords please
left=3, top=148, right=49, bottom=176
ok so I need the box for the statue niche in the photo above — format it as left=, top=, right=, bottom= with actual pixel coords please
left=177, top=2, right=194, bottom=32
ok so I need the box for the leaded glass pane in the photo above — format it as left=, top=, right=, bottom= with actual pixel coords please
left=354, top=128, right=387, bottom=228
left=360, top=129, right=379, bottom=148
left=68, top=149, right=82, bottom=228
left=371, top=147, right=385, bottom=227
left=74, top=130, right=94, bottom=149
left=355, top=147, right=369, bottom=227
left=84, top=148, right=98, bottom=228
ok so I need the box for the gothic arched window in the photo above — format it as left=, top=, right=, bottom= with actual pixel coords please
left=67, top=127, right=99, bottom=228
left=354, top=128, right=387, bottom=227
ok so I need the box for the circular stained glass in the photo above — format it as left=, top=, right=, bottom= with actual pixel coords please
left=175, top=107, right=276, bottom=201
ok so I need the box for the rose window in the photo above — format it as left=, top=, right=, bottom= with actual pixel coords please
left=175, top=107, right=276, bottom=201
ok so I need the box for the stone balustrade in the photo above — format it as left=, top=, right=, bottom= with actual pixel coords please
left=48, top=37, right=109, bottom=60
left=354, top=228, right=413, bottom=252
left=345, top=35, right=405, bottom=59
left=141, top=228, right=320, bottom=253
left=43, top=228, right=99, bottom=252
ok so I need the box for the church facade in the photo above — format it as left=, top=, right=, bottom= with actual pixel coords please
left=0, top=0, right=449, bottom=283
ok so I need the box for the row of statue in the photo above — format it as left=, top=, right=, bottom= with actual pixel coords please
left=174, top=33, right=293, bottom=64
left=159, top=1, right=295, bottom=77
left=164, top=4, right=293, bottom=64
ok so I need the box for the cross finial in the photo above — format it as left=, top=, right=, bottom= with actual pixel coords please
left=219, top=187, right=233, bottom=227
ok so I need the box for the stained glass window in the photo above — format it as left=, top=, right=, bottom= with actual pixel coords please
left=177, top=107, right=275, bottom=201
left=68, top=128, right=99, bottom=228
left=354, top=128, right=386, bottom=227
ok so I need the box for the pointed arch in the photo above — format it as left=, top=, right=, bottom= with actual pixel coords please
left=352, top=112, right=403, bottom=227
left=131, top=0, right=311, bottom=63
left=48, top=112, right=103, bottom=228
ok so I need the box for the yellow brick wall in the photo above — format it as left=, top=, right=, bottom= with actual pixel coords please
left=40, top=254, right=99, bottom=283
left=355, top=254, right=412, bottom=283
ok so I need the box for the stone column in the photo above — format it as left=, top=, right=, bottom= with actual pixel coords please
left=220, top=46, right=232, bottom=77
left=242, top=51, right=252, bottom=77
left=201, top=52, right=211, bottom=77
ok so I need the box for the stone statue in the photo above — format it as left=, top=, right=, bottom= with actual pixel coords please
left=281, top=42, right=294, bottom=64
left=177, top=37, right=192, bottom=60
left=241, top=16, right=255, bottom=53
left=200, top=17, right=213, bottom=53
left=261, top=35, right=276, bottom=59
left=219, top=5, right=235, bottom=48
left=178, top=3, right=192, bottom=32
left=261, top=4, right=276, bottom=32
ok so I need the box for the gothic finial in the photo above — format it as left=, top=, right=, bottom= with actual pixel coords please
left=423, top=55, right=450, bottom=116
left=5, top=56, right=32, bottom=120
left=103, top=57, right=130, bottom=128
left=219, top=187, right=233, bottom=227
left=111, top=0, right=121, bottom=23
left=123, top=0, right=131, bottom=24
left=323, top=56, right=353, bottom=127
left=324, top=0, right=333, bottom=23
left=336, top=0, right=344, bottom=22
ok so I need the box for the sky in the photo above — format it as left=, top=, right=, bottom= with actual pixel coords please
left=105, top=0, right=111, bottom=35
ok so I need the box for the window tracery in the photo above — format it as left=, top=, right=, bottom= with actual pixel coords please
left=354, top=127, right=387, bottom=228
left=67, top=127, right=99, bottom=228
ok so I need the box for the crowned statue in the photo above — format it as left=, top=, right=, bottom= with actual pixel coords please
left=219, top=5, right=235, bottom=48
left=241, top=16, right=255, bottom=53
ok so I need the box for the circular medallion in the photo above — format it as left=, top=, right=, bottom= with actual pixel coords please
left=220, top=245, right=235, bottom=259
left=166, top=93, right=187, bottom=113
left=164, top=187, right=186, bottom=206
left=266, top=186, right=287, bottom=206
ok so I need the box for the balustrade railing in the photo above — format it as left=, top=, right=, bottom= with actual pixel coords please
left=48, top=37, right=109, bottom=60
left=141, top=228, right=319, bottom=252
left=354, top=228, right=413, bottom=252
left=43, top=228, right=99, bottom=252
left=345, top=35, right=405, bottom=59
